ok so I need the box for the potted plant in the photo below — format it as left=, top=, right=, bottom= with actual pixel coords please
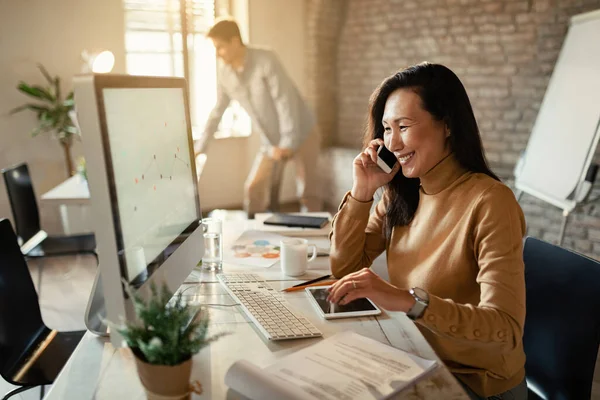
left=10, top=64, right=78, bottom=177
left=112, top=282, right=228, bottom=399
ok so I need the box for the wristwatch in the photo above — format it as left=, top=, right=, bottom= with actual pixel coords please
left=407, top=287, right=429, bottom=320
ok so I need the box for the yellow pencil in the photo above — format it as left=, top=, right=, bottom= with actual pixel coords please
left=282, top=280, right=337, bottom=293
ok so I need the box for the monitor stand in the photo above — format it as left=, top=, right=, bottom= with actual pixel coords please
left=85, top=269, right=109, bottom=336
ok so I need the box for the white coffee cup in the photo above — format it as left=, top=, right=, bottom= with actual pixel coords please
left=280, top=238, right=317, bottom=277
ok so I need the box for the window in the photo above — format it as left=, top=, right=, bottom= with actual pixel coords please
left=124, top=0, right=250, bottom=139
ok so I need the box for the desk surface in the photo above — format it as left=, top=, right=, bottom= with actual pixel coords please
left=40, top=156, right=207, bottom=206
left=45, top=221, right=468, bottom=400
left=40, top=175, right=90, bottom=205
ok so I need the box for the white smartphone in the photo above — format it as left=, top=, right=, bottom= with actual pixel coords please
left=305, top=286, right=382, bottom=319
left=376, top=145, right=397, bottom=173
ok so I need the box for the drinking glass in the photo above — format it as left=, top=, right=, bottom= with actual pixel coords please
left=202, top=218, right=222, bottom=271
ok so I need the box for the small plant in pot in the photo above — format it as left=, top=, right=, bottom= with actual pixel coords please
left=112, top=282, right=228, bottom=399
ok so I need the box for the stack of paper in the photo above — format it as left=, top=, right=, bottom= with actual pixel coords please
left=224, top=331, right=438, bottom=400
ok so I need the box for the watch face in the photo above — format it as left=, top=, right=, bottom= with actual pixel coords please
left=412, top=287, right=429, bottom=301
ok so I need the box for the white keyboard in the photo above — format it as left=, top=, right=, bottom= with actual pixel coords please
left=216, top=273, right=322, bottom=341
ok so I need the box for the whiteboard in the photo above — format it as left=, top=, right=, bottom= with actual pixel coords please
left=515, top=9, right=600, bottom=212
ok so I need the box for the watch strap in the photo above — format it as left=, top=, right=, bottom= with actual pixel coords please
left=407, top=288, right=429, bottom=320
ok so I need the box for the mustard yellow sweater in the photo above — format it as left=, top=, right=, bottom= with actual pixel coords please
left=329, top=154, right=526, bottom=397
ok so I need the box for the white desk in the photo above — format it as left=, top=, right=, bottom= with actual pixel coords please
left=40, top=175, right=92, bottom=235
left=45, top=221, right=469, bottom=399
left=40, top=175, right=91, bottom=206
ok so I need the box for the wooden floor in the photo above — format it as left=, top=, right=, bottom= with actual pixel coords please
left=1, top=253, right=600, bottom=399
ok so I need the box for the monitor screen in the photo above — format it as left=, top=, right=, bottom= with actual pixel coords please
left=101, top=87, right=199, bottom=284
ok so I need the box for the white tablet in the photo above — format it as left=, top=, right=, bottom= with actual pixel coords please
left=305, top=286, right=382, bottom=319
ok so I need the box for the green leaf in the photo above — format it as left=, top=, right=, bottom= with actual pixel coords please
left=63, top=125, right=78, bottom=135
left=54, top=77, right=61, bottom=101
left=31, top=124, right=53, bottom=137
left=63, top=98, right=74, bottom=108
left=39, top=110, right=53, bottom=122
left=31, top=85, right=55, bottom=102
left=17, top=82, right=47, bottom=100
left=9, top=103, right=51, bottom=115
left=8, top=104, right=29, bottom=114
left=37, top=64, right=54, bottom=86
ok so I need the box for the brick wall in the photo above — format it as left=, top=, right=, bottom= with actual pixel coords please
left=305, top=0, right=347, bottom=147
left=310, top=0, right=600, bottom=258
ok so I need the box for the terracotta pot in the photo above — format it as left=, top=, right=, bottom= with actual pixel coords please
left=133, top=356, right=193, bottom=400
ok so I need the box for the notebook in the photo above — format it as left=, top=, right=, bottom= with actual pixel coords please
left=263, top=214, right=329, bottom=229
left=255, top=212, right=332, bottom=237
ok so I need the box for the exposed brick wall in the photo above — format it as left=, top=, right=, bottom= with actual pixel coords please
left=305, top=0, right=347, bottom=147
left=311, top=0, right=600, bottom=258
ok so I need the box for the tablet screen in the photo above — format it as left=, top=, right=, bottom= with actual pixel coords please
left=308, top=288, right=377, bottom=314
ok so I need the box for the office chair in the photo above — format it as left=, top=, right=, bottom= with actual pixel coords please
left=0, top=218, right=85, bottom=400
left=1, top=163, right=96, bottom=259
left=523, top=236, right=600, bottom=400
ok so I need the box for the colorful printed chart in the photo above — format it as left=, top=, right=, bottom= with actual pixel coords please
left=231, top=238, right=281, bottom=259
left=224, top=231, right=288, bottom=268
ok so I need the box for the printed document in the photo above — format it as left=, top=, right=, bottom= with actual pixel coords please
left=224, top=331, right=438, bottom=400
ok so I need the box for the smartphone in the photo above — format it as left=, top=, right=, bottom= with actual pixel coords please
left=376, top=145, right=397, bottom=173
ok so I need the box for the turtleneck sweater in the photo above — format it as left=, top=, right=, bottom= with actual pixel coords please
left=329, top=154, right=526, bottom=397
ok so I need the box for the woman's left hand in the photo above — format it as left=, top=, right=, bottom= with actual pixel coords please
left=326, top=268, right=415, bottom=312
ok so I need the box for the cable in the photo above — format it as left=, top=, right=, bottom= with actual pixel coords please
left=179, top=283, right=203, bottom=296
left=202, top=303, right=240, bottom=308
left=179, top=281, right=240, bottom=307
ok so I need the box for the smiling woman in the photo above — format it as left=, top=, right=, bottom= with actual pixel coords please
left=327, top=63, right=528, bottom=400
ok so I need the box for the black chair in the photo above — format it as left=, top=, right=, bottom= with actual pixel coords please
left=523, top=236, right=600, bottom=400
left=0, top=218, right=85, bottom=400
left=1, top=163, right=96, bottom=259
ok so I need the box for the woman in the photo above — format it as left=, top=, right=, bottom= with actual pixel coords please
left=326, top=63, right=527, bottom=400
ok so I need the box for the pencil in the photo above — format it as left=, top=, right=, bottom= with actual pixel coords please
left=283, top=280, right=337, bottom=293
left=290, top=274, right=332, bottom=288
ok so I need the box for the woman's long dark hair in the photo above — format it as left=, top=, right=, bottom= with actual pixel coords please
left=364, top=62, right=499, bottom=240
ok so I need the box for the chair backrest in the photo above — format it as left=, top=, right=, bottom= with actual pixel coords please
left=0, top=218, right=46, bottom=377
left=1, top=163, right=41, bottom=243
left=523, top=236, right=600, bottom=400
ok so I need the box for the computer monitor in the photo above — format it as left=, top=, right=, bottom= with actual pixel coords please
left=73, top=74, right=204, bottom=347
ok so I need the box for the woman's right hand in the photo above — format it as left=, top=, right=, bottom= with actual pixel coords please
left=351, top=139, right=401, bottom=201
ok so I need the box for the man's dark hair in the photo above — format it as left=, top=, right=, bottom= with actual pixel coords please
left=365, top=62, right=500, bottom=240
left=207, top=18, right=243, bottom=43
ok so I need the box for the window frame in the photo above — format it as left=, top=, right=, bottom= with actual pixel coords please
left=123, top=0, right=251, bottom=140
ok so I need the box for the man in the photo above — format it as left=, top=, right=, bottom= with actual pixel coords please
left=195, top=18, right=321, bottom=218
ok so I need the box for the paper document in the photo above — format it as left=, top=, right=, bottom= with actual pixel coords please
left=223, top=230, right=287, bottom=268
left=225, top=331, right=438, bottom=400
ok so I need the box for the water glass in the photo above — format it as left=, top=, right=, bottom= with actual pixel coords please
left=202, top=218, right=222, bottom=271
